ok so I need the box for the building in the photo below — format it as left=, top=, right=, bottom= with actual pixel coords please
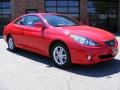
left=0, top=0, right=119, bottom=35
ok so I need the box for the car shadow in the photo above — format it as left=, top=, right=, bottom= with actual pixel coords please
left=7, top=48, right=53, bottom=66
left=66, top=60, right=120, bottom=77
left=7, top=48, right=120, bottom=78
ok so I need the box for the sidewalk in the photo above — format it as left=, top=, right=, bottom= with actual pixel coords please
left=116, top=35, right=120, bottom=52
left=116, top=35, right=120, bottom=40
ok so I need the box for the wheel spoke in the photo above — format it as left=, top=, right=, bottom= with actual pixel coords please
left=55, top=55, right=59, bottom=60
left=62, top=55, right=67, bottom=59
left=59, top=47, right=64, bottom=53
left=55, top=48, right=59, bottom=55
left=59, top=58, right=64, bottom=64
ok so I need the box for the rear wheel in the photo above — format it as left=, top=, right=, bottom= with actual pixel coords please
left=50, top=42, right=71, bottom=68
left=7, top=36, right=16, bottom=51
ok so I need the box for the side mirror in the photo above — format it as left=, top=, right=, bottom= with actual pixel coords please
left=19, top=21, right=24, bottom=25
left=34, top=22, right=45, bottom=29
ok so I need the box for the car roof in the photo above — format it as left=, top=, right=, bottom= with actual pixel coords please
left=24, top=13, right=58, bottom=16
left=12, top=13, right=69, bottom=24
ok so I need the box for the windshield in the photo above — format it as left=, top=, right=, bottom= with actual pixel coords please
left=43, top=14, right=80, bottom=27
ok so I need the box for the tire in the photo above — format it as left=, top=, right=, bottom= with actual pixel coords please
left=50, top=42, right=71, bottom=68
left=7, top=36, right=16, bottom=51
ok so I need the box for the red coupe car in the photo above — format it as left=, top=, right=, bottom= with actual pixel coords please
left=3, top=13, right=118, bottom=68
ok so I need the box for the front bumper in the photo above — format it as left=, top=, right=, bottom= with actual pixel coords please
left=69, top=43, right=118, bottom=65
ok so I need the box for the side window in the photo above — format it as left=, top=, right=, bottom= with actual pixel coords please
left=15, top=15, right=43, bottom=27
left=15, top=17, right=25, bottom=25
left=25, top=15, right=43, bottom=27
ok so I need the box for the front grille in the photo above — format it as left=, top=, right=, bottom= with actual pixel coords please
left=105, top=40, right=115, bottom=47
left=99, top=54, right=113, bottom=59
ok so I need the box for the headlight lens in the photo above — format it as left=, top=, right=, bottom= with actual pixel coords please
left=69, top=35, right=99, bottom=46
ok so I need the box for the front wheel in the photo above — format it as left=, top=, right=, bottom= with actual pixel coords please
left=50, top=43, right=71, bottom=68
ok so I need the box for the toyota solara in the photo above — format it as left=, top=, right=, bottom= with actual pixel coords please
left=3, top=13, right=118, bottom=68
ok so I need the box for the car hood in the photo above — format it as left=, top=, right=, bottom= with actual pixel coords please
left=55, top=25, right=115, bottom=42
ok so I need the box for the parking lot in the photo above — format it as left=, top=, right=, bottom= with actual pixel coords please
left=0, top=36, right=120, bottom=90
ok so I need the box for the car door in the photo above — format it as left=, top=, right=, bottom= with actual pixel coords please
left=12, top=16, right=26, bottom=47
left=20, top=15, right=47, bottom=54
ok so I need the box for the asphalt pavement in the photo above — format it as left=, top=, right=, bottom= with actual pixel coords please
left=0, top=36, right=120, bottom=90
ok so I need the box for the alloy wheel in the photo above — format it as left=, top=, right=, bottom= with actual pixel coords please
left=53, top=46, right=67, bottom=65
left=8, top=37, right=15, bottom=51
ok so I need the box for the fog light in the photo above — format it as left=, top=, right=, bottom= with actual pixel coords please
left=87, top=55, right=92, bottom=61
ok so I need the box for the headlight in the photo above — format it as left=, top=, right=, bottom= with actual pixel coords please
left=69, top=35, right=99, bottom=46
